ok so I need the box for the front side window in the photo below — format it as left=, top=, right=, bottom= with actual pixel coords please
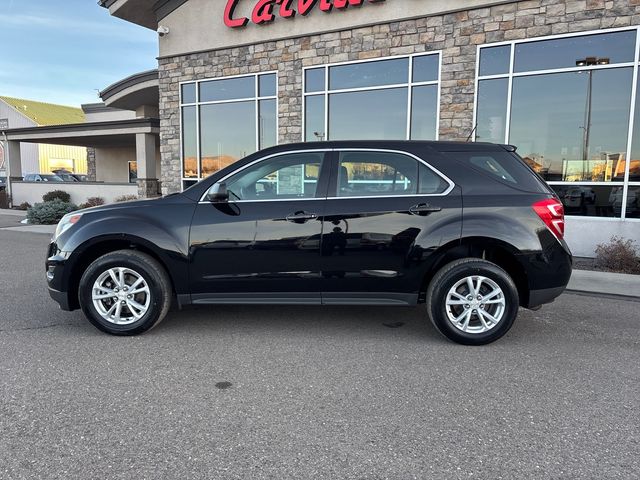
left=223, top=152, right=326, bottom=201
left=181, top=73, right=277, bottom=190
left=336, top=151, right=449, bottom=197
left=475, top=28, right=640, bottom=219
left=304, top=53, right=441, bottom=143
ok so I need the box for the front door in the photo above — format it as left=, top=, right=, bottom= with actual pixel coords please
left=320, top=149, right=462, bottom=305
left=189, top=150, right=330, bottom=304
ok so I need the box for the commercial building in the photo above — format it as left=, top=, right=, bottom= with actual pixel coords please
left=100, top=0, right=640, bottom=256
left=0, top=96, right=87, bottom=176
left=0, top=72, right=160, bottom=205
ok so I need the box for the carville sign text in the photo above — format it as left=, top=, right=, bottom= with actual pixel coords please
left=224, top=0, right=387, bottom=28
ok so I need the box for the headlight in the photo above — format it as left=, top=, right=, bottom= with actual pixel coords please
left=55, top=213, right=83, bottom=239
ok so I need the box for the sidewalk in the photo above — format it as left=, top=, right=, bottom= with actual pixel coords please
left=567, top=269, right=640, bottom=300
left=0, top=209, right=55, bottom=234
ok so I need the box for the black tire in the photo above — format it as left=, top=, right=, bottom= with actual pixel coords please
left=78, top=250, right=172, bottom=335
left=426, top=258, right=519, bottom=345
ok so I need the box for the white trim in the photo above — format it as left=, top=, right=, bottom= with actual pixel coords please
left=302, top=52, right=442, bottom=143
left=621, top=30, right=640, bottom=218
left=504, top=43, right=515, bottom=144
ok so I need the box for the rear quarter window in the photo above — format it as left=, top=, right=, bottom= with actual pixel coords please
left=443, top=150, right=550, bottom=193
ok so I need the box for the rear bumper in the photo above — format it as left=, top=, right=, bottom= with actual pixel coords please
left=527, top=285, right=566, bottom=309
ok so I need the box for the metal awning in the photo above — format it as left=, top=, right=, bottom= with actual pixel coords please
left=1, top=118, right=160, bottom=148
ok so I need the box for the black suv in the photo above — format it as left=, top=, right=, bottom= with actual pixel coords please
left=46, top=141, right=572, bottom=345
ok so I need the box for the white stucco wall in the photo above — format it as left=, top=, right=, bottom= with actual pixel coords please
left=160, top=0, right=511, bottom=57
left=11, top=181, right=138, bottom=206
left=564, top=217, right=640, bottom=258
left=95, top=145, right=161, bottom=183
left=83, top=108, right=136, bottom=123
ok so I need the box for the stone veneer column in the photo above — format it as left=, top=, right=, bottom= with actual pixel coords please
left=86, top=147, right=97, bottom=181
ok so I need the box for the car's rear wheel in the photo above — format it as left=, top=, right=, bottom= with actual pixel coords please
left=426, top=258, right=519, bottom=345
left=78, top=250, right=172, bottom=335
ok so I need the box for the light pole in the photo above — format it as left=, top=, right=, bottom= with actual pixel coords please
left=575, top=56, right=609, bottom=181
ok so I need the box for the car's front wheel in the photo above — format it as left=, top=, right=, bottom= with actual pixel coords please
left=78, top=250, right=172, bottom=335
left=426, top=258, right=519, bottom=345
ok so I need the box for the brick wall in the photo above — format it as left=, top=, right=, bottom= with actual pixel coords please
left=158, top=0, right=640, bottom=194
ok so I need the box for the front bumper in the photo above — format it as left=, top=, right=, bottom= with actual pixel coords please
left=48, top=285, right=72, bottom=311
left=46, top=241, right=75, bottom=311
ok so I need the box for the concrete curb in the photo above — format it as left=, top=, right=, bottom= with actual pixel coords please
left=0, top=209, right=27, bottom=217
left=2, top=225, right=55, bottom=235
left=567, top=269, right=640, bottom=299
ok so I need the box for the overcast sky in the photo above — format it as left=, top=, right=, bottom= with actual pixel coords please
left=0, top=0, right=158, bottom=107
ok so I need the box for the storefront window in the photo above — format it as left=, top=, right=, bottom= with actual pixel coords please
left=304, top=53, right=441, bottom=142
left=476, top=28, right=640, bottom=219
left=514, top=31, right=636, bottom=73
left=475, top=78, right=508, bottom=144
left=181, top=72, right=277, bottom=186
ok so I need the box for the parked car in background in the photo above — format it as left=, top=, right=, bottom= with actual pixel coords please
left=46, top=141, right=572, bottom=345
left=23, top=173, right=64, bottom=182
left=0, top=176, right=6, bottom=191
left=52, top=169, right=87, bottom=182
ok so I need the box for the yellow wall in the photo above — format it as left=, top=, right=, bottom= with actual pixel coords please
left=38, top=144, right=88, bottom=174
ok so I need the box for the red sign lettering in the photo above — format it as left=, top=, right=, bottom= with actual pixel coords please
left=224, top=0, right=386, bottom=28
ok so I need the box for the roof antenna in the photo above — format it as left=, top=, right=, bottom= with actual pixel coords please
left=466, top=124, right=478, bottom=143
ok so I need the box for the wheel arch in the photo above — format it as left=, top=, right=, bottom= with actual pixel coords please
left=420, top=236, right=529, bottom=307
left=64, top=235, right=177, bottom=311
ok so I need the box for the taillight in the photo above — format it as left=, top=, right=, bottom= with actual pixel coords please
left=533, top=198, right=565, bottom=241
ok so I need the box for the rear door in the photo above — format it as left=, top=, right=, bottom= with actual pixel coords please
left=320, top=149, right=462, bottom=305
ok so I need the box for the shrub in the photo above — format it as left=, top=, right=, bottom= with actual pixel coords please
left=17, top=202, right=31, bottom=211
left=78, top=197, right=105, bottom=209
left=27, top=200, right=78, bottom=225
left=42, top=190, right=71, bottom=203
left=114, top=194, right=138, bottom=203
left=594, top=236, right=640, bottom=274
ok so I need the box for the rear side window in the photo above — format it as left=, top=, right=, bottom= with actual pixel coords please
left=337, top=151, right=450, bottom=197
left=443, top=150, right=549, bottom=193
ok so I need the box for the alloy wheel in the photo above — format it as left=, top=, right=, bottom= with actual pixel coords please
left=91, top=267, right=151, bottom=325
left=445, top=275, right=506, bottom=334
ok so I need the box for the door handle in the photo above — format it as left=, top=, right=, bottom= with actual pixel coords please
left=286, top=211, right=318, bottom=223
left=409, top=203, right=442, bottom=216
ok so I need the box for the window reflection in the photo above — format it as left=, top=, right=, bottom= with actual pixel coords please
left=514, top=31, right=636, bottom=72
left=329, top=88, right=408, bottom=140
left=330, top=58, right=409, bottom=90
left=551, top=184, right=621, bottom=218
left=305, top=95, right=325, bottom=141
left=476, top=78, right=508, bottom=144
left=200, top=102, right=256, bottom=177
left=182, top=106, right=198, bottom=178
left=259, top=99, right=277, bottom=149
left=625, top=186, right=640, bottom=217
left=200, top=76, right=255, bottom=102
left=225, top=152, right=325, bottom=200
left=338, top=152, right=418, bottom=197
left=181, top=73, right=278, bottom=182
left=413, top=55, right=439, bottom=82
left=305, top=68, right=325, bottom=93
left=509, top=68, right=632, bottom=182
left=411, top=85, right=438, bottom=140
left=628, top=72, right=640, bottom=181
left=479, top=45, right=511, bottom=76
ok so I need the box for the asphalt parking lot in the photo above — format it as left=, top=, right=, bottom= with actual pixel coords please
left=0, top=229, right=638, bottom=479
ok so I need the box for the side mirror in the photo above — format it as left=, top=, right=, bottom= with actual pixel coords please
left=207, top=182, right=229, bottom=203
